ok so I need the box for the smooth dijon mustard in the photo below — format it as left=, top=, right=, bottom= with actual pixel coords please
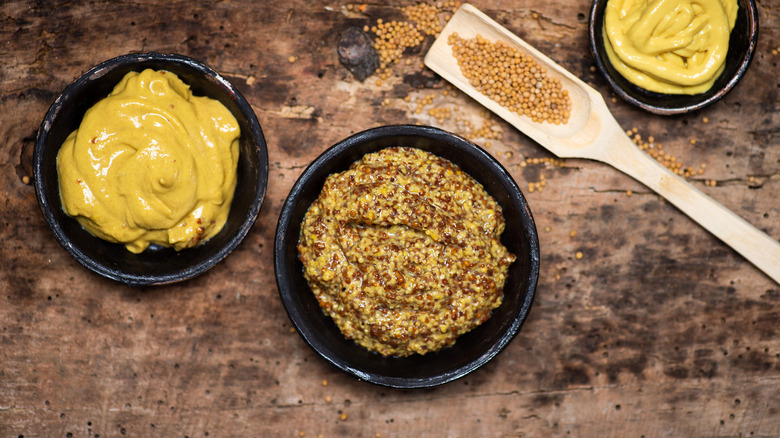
left=297, top=147, right=516, bottom=357
left=57, top=69, right=240, bottom=253
left=603, top=0, right=739, bottom=94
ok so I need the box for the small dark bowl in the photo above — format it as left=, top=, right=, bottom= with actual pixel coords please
left=589, top=0, right=758, bottom=115
left=34, top=53, right=269, bottom=286
left=274, top=125, right=539, bottom=388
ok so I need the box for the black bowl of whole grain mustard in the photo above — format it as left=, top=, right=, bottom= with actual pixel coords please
left=274, top=125, right=539, bottom=388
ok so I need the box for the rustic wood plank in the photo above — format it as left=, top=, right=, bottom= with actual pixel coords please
left=1, top=0, right=778, bottom=436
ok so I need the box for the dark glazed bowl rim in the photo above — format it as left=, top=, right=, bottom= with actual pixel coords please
left=33, top=52, right=269, bottom=286
left=274, top=125, right=539, bottom=388
left=588, top=0, right=759, bottom=115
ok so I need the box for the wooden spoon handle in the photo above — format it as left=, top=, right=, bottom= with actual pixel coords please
left=598, top=123, right=780, bottom=285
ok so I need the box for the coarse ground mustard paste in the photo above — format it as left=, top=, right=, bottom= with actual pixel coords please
left=297, top=147, right=516, bottom=357
left=603, top=0, right=738, bottom=94
left=57, top=69, right=240, bottom=253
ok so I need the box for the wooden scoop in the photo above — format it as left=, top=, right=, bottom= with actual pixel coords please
left=424, top=3, right=780, bottom=285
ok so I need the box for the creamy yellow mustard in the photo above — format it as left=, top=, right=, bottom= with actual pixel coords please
left=603, top=0, right=738, bottom=94
left=57, top=69, right=240, bottom=253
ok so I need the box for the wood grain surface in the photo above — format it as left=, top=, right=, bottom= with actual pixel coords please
left=1, top=1, right=779, bottom=437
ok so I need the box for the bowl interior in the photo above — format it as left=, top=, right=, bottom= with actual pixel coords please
left=589, top=0, right=758, bottom=115
left=274, top=125, right=539, bottom=388
left=34, top=53, right=268, bottom=286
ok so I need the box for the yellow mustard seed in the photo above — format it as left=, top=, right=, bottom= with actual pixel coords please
left=630, top=129, right=708, bottom=181
left=288, top=56, right=296, bottom=63
left=448, top=33, right=571, bottom=125
left=402, top=2, right=442, bottom=36
left=575, top=251, right=583, bottom=260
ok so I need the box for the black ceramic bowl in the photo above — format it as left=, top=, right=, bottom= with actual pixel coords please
left=274, top=125, right=539, bottom=388
left=589, top=0, right=758, bottom=115
left=34, top=53, right=269, bottom=286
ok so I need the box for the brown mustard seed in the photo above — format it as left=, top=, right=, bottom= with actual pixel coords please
left=448, top=33, right=572, bottom=125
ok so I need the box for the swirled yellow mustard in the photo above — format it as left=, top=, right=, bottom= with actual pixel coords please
left=603, top=0, right=738, bottom=94
left=57, top=69, right=240, bottom=253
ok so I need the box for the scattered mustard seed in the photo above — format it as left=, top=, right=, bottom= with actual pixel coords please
left=575, top=251, right=583, bottom=260
left=288, top=56, right=297, bottom=63
left=630, top=129, right=707, bottom=179
left=401, top=2, right=443, bottom=36
left=371, top=19, right=424, bottom=77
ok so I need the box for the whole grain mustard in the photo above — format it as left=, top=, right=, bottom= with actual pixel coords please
left=57, top=69, right=240, bottom=253
left=603, top=0, right=738, bottom=94
left=297, top=147, right=516, bottom=357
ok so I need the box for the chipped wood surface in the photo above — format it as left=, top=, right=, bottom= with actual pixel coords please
left=1, top=1, right=779, bottom=437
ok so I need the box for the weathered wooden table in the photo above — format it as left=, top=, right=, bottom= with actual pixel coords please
left=2, top=1, right=779, bottom=436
